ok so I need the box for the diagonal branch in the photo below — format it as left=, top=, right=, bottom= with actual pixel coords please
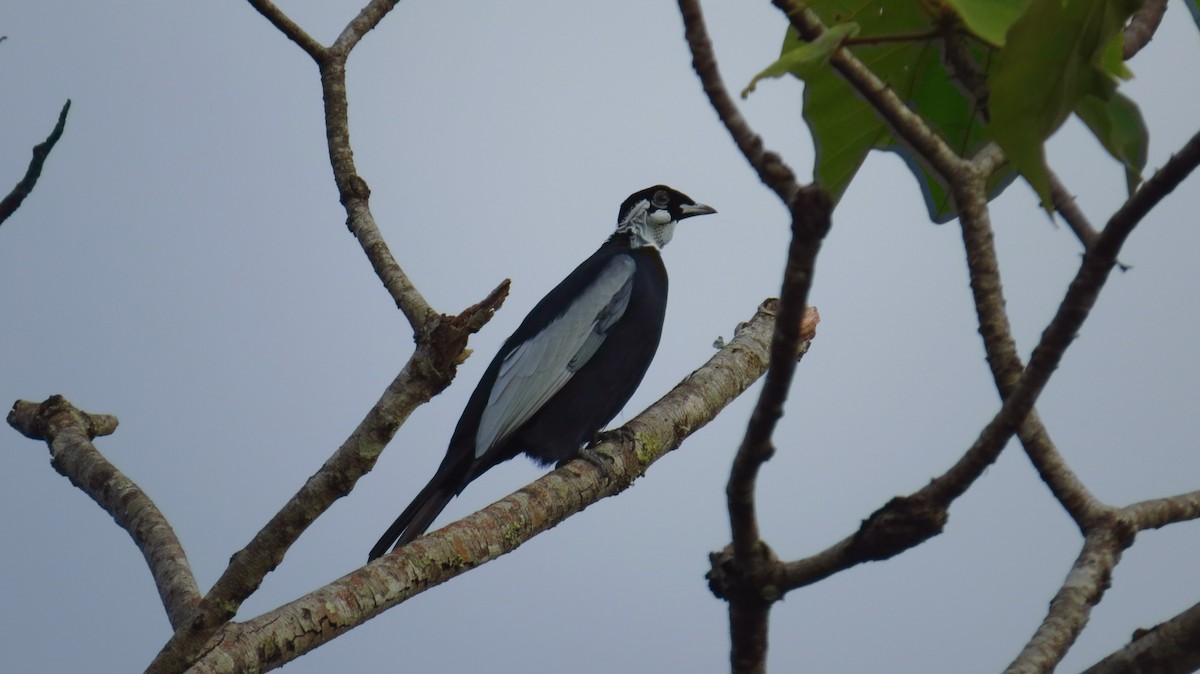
left=1080, top=599, right=1200, bottom=674
left=246, top=0, right=325, bottom=61
left=147, top=4, right=518, bottom=669
left=7, top=396, right=201, bottom=631
left=778, top=127, right=1200, bottom=592
left=145, top=281, right=507, bottom=674
left=178, top=300, right=811, bottom=673
left=315, top=58, right=437, bottom=330
left=247, top=0, right=435, bottom=332
left=1123, top=489, right=1200, bottom=531
left=1003, top=526, right=1136, bottom=674
left=953, top=165, right=1108, bottom=528
left=330, top=0, right=403, bottom=55
left=1123, top=0, right=1167, bottom=60
left=0, top=100, right=71, bottom=226
left=678, top=0, right=801, bottom=205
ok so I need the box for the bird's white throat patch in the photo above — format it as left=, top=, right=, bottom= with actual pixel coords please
left=617, top=200, right=676, bottom=249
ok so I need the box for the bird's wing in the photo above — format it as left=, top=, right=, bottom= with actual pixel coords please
left=476, top=255, right=637, bottom=458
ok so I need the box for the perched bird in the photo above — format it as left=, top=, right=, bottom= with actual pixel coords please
left=369, top=185, right=715, bottom=560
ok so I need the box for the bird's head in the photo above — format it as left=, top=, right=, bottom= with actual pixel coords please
left=615, top=185, right=716, bottom=249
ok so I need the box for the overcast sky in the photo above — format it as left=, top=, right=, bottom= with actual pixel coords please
left=2, top=2, right=1199, bottom=672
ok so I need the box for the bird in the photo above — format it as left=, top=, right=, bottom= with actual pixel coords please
left=369, top=185, right=715, bottom=560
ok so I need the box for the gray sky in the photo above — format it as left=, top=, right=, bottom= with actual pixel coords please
left=2, top=1, right=1199, bottom=672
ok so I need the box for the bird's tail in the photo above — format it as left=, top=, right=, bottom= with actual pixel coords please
left=368, top=478, right=456, bottom=561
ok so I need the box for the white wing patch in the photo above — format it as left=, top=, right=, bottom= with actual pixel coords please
left=475, top=256, right=636, bottom=458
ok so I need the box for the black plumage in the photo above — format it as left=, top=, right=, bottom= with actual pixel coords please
left=369, top=185, right=714, bottom=560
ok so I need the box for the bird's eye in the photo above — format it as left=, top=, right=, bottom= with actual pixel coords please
left=652, top=190, right=670, bottom=209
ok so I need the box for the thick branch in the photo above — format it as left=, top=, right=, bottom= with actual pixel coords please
left=1080, top=600, right=1200, bottom=674
left=7, top=396, right=200, bottom=631
left=0, top=100, right=71, bottom=226
left=177, top=301, right=813, bottom=673
left=146, top=282, right=508, bottom=674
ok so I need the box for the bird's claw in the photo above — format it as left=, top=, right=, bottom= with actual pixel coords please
left=577, top=445, right=614, bottom=480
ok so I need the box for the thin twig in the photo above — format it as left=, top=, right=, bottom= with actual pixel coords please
left=0, top=100, right=71, bottom=226
left=678, top=0, right=800, bottom=205
left=316, top=59, right=436, bottom=329
left=7, top=396, right=201, bottom=631
left=246, top=0, right=326, bottom=61
left=1049, top=170, right=1101, bottom=250
left=331, top=0, right=403, bottom=55
left=246, top=0, right=434, bottom=330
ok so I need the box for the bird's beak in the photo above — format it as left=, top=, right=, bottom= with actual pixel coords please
left=679, top=203, right=717, bottom=219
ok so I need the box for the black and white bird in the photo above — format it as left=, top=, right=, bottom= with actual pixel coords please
left=369, top=185, right=715, bottom=560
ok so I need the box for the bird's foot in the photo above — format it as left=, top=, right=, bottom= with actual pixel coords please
left=577, top=444, right=614, bottom=481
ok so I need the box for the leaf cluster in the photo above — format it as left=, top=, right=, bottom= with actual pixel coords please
left=746, top=0, right=1149, bottom=221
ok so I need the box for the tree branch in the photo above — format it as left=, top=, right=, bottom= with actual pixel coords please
left=775, top=127, right=1200, bottom=594
left=315, top=58, right=436, bottom=329
left=718, top=189, right=829, bottom=674
left=1080, top=600, right=1200, bottom=674
left=245, top=0, right=325, bottom=61
left=0, top=100, right=71, bottom=226
left=677, top=0, right=801, bottom=205
left=246, top=0, right=435, bottom=331
left=1123, top=489, right=1200, bottom=531
left=776, top=1, right=968, bottom=182
left=145, top=281, right=508, bottom=674
left=953, top=165, right=1108, bottom=529
left=677, top=3, right=832, bottom=672
left=1123, top=0, right=1167, bottom=61
left=176, top=300, right=813, bottom=673
left=1049, top=170, right=1102, bottom=251
left=331, top=0, right=402, bottom=55
left=1004, top=526, right=1136, bottom=674
left=7, top=396, right=200, bottom=631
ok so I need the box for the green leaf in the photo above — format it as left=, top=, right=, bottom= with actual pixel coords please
left=941, top=0, right=1031, bottom=46
left=743, top=23, right=859, bottom=98
left=1096, top=31, right=1133, bottom=80
left=988, top=0, right=1141, bottom=210
left=1074, top=92, right=1148, bottom=196
left=795, top=0, right=1006, bottom=220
